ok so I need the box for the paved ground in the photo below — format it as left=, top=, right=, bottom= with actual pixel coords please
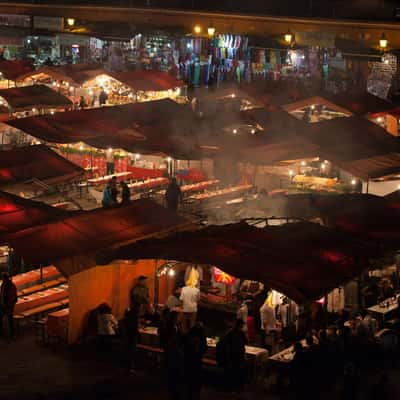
left=2, top=326, right=400, bottom=400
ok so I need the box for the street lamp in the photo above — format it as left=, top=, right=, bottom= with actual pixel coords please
left=285, top=29, right=293, bottom=45
left=380, top=33, right=388, bottom=50
left=207, top=25, right=216, bottom=37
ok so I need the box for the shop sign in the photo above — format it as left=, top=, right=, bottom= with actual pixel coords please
left=296, top=32, right=335, bottom=48
left=33, top=16, right=63, bottom=32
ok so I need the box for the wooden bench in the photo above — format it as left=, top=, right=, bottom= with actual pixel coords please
left=14, top=298, right=69, bottom=333
left=17, top=277, right=67, bottom=297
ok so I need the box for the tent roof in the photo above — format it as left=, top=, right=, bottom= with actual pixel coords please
left=6, top=199, right=191, bottom=272
left=19, top=63, right=105, bottom=86
left=109, top=70, right=184, bottom=92
left=306, top=116, right=400, bottom=179
left=325, top=91, right=395, bottom=116
left=0, top=60, right=34, bottom=81
left=107, top=221, right=377, bottom=303
left=0, top=85, right=72, bottom=111
left=0, top=144, right=84, bottom=186
left=0, top=190, right=69, bottom=242
left=6, top=99, right=203, bottom=159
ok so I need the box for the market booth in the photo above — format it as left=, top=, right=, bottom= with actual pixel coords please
left=0, top=60, right=35, bottom=89
left=0, top=84, right=73, bottom=121
left=2, top=199, right=192, bottom=343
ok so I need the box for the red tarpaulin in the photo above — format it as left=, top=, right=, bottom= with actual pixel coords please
left=5, top=199, right=191, bottom=273
left=0, top=144, right=84, bottom=186
left=0, top=84, right=72, bottom=111
left=0, top=60, right=34, bottom=81
left=0, top=191, right=69, bottom=243
left=110, top=70, right=184, bottom=92
left=109, top=221, right=378, bottom=303
left=6, top=99, right=204, bottom=159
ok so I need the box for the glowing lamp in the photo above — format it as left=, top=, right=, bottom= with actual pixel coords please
left=301, top=161, right=306, bottom=166
left=289, top=169, right=294, bottom=177
left=233, top=129, right=238, bottom=134
left=380, top=33, right=388, bottom=50
left=207, top=26, right=216, bottom=37
left=194, top=25, right=202, bottom=34
left=135, top=153, right=140, bottom=160
left=67, top=18, right=75, bottom=27
left=168, top=269, right=175, bottom=277
left=167, top=157, right=172, bottom=162
left=351, top=179, right=356, bottom=186
left=284, top=29, right=293, bottom=45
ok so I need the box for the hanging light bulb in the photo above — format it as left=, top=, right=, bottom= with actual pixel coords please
left=380, top=33, right=388, bottom=50
left=285, top=29, right=293, bottom=45
left=194, top=25, right=202, bottom=34
left=207, top=25, right=216, bottom=37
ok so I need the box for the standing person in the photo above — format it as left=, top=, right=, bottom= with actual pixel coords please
left=121, top=305, right=139, bottom=373
left=99, top=87, right=108, bottom=106
left=224, top=319, right=247, bottom=393
left=102, top=181, right=117, bottom=208
left=91, top=92, right=97, bottom=107
left=165, top=177, right=182, bottom=212
left=0, top=272, right=17, bottom=339
left=79, top=95, right=87, bottom=109
left=158, top=311, right=183, bottom=400
left=183, top=322, right=207, bottom=400
left=105, top=149, right=115, bottom=176
left=260, top=298, right=277, bottom=352
left=237, top=298, right=249, bottom=334
left=110, top=176, right=118, bottom=204
left=130, top=276, right=150, bottom=310
left=180, top=270, right=200, bottom=333
left=120, top=181, right=130, bottom=204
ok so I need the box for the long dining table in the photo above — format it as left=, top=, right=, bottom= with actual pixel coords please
left=14, top=284, right=69, bottom=314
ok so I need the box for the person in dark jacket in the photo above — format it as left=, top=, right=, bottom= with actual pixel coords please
left=122, top=305, right=139, bottom=373
left=120, top=181, right=131, bottom=204
left=183, top=322, right=207, bottom=400
left=158, top=311, right=183, bottom=400
left=99, top=87, right=108, bottom=106
left=165, top=177, right=182, bottom=212
left=224, top=319, right=247, bottom=393
left=0, top=272, right=17, bottom=338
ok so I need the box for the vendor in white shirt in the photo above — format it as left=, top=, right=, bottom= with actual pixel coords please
left=180, top=269, right=200, bottom=333
left=260, top=298, right=277, bottom=352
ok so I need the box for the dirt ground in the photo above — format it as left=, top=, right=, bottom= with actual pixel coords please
left=2, top=325, right=400, bottom=400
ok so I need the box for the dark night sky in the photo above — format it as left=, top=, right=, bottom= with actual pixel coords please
left=2, top=0, right=399, bottom=19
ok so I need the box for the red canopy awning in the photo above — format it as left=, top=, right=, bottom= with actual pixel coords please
left=0, top=191, right=69, bottom=242
left=0, top=84, right=72, bottom=111
left=0, top=60, right=34, bottom=81
left=0, top=144, right=84, bottom=186
left=108, top=221, right=378, bottom=303
left=110, top=70, right=184, bottom=92
left=6, top=99, right=203, bottom=159
left=5, top=199, right=191, bottom=274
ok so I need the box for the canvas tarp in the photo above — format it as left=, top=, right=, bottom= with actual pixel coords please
left=106, top=221, right=378, bottom=303
left=0, top=84, right=72, bottom=111
left=5, top=199, right=192, bottom=275
left=0, top=144, right=84, bottom=186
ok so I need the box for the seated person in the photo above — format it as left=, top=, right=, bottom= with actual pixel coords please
left=97, top=303, right=118, bottom=336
